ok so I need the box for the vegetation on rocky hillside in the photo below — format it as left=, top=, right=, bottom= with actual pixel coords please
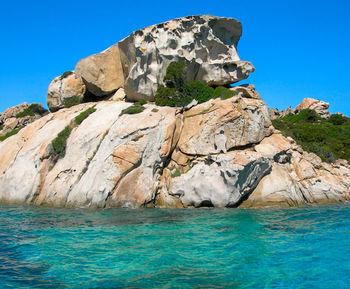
left=272, top=109, right=350, bottom=163
left=75, top=107, right=97, bottom=125
left=51, top=126, right=72, bottom=158
left=64, top=96, right=84, bottom=108
left=155, top=62, right=238, bottom=107
left=51, top=106, right=97, bottom=158
left=120, top=100, right=147, bottom=116
left=15, top=103, right=47, bottom=118
left=0, top=129, right=21, bottom=142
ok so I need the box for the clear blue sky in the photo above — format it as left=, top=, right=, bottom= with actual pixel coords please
left=1, top=0, right=349, bottom=115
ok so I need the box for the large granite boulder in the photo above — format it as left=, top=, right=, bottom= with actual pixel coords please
left=47, top=71, right=86, bottom=112
left=73, top=15, right=254, bottom=101
left=75, top=44, right=125, bottom=97
left=177, top=96, right=272, bottom=155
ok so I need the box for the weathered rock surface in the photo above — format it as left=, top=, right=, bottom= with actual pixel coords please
left=120, top=15, right=254, bottom=101
left=169, top=155, right=271, bottom=207
left=0, top=101, right=181, bottom=208
left=47, top=71, right=86, bottom=112
left=268, top=106, right=292, bottom=120
left=177, top=96, right=272, bottom=155
left=239, top=134, right=350, bottom=207
left=0, top=103, right=48, bottom=137
left=60, top=15, right=254, bottom=103
left=75, top=45, right=124, bottom=97
left=230, top=84, right=261, bottom=100
left=108, top=88, right=126, bottom=101
left=0, top=94, right=349, bottom=208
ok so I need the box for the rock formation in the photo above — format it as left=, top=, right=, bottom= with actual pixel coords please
left=119, top=15, right=254, bottom=101
left=269, top=98, right=331, bottom=120
left=0, top=103, right=48, bottom=138
left=240, top=134, right=350, bottom=207
left=294, top=98, right=331, bottom=118
left=47, top=71, right=86, bottom=112
left=268, top=106, right=293, bottom=120
left=75, top=45, right=124, bottom=97
left=49, top=15, right=254, bottom=107
left=1, top=92, right=349, bottom=208
left=2, top=15, right=349, bottom=209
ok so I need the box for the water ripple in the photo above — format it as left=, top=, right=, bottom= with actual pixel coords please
left=0, top=205, right=350, bottom=288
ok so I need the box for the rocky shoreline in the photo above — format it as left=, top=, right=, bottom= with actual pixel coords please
left=0, top=92, right=349, bottom=208
left=1, top=15, right=349, bottom=208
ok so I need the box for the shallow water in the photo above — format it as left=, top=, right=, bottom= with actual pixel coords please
left=0, top=204, right=350, bottom=288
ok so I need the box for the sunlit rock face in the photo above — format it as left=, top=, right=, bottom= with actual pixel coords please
left=73, top=15, right=254, bottom=101
left=294, top=98, right=331, bottom=118
left=0, top=95, right=350, bottom=208
left=47, top=72, right=86, bottom=112
left=120, top=15, right=254, bottom=101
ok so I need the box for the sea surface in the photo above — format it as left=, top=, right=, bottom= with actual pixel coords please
left=0, top=204, right=350, bottom=288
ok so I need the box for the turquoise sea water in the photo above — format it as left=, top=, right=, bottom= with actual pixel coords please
left=1, top=205, right=350, bottom=288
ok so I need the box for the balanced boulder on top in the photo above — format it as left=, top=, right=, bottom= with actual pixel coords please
left=48, top=15, right=254, bottom=110
left=117, top=15, right=254, bottom=101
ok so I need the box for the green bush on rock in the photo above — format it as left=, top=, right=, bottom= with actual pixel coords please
left=183, top=81, right=214, bottom=104
left=213, top=86, right=238, bottom=100
left=75, top=107, right=97, bottom=125
left=329, top=114, right=347, bottom=125
left=50, top=106, right=98, bottom=160
left=64, top=96, right=83, bottom=108
left=51, top=126, right=72, bottom=158
left=60, top=71, right=73, bottom=80
left=155, top=61, right=238, bottom=107
left=0, top=129, right=21, bottom=142
left=164, top=61, right=187, bottom=89
left=272, top=109, right=350, bottom=163
left=15, top=104, right=47, bottom=118
left=120, top=101, right=147, bottom=116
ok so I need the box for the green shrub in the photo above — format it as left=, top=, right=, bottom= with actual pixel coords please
left=155, top=85, right=183, bottom=107
left=171, top=168, right=181, bottom=178
left=119, top=99, right=148, bottom=116
left=120, top=105, right=145, bottom=116
left=64, top=96, right=83, bottom=108
left=272, top=110, right=350, bottom=163
left=164, top=62, right=187, bottom=89
left=213, top=86, right=238, bottom=100
left=137, top=99, right=147, bottom=106
left=0, top=129, right=20, bottom=142
left=186, top=103, right=215, bottom=118
left=15, top=103, right=47, bottom=118
left=60, top=71, right=73, bottom=80
left=155, top=62, right=240, bottom=107
left=75, top=107, right=97, bottom=125
left=0, top=125, right=3, bottom=131
left=329, top=114, right=347, bottom=125
left=51, top=126, right=72, bottom=158
left=183, top=81, right=214, bottom=104
left=279, top=109, right=321, bottom=123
